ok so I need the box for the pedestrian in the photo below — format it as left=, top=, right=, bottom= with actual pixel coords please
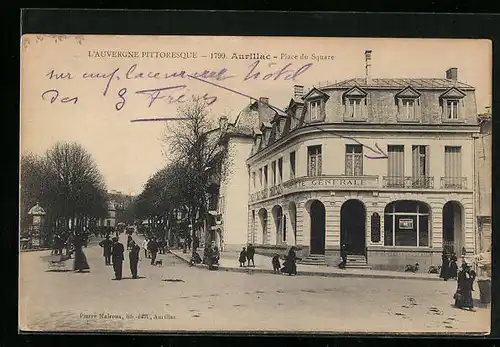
left=148, top=237, right=159, bottom=265
left=339, top=243, right=347, bottom=269
left=454, top=262, right=476, bottom=311
left=239, top=247, right=247, bottom=267
left=440, top=251, right=450, bottom=280
left=272, top=253, right=281, bottom=274
left=99, top=235, right=113, bottom=265
left=127, top=234, right=133, bottom=250
left=448, top=252, right=459, bottom=279
left=111, top=237, right=125, bottom=280
left=129, top=241, right=140, bottom=279
left=142, top=238, right=149, bottom=258
left=281, top=246, right=300, bottom=276
left=246, top=243, right=255, bottom=267
left=73, top=233, right=90, bottom=273
left=51, top=234, right=58, bottom=255
left=193, top=235, right=200, bottom=251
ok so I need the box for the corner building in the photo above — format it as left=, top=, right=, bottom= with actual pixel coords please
left=246, top=51, right=479, bottom=270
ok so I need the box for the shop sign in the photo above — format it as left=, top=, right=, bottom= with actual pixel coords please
left=399, top=218, right=414, bottom=229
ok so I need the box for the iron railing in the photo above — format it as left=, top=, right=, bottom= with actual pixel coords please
left=382, top=176, right=434, bottom=189
left=441, top=177, right=467, bottom=189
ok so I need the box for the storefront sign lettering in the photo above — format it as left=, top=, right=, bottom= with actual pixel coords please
left=285, top=178, right=367, bottom=189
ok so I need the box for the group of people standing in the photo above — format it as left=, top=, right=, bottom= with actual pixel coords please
left=99, top=234, right=140, bottom=280
left=238, top=243, right=256, bottom=267
left=439, top=251, right=459, bottom=281
left=51, top=231, right=89, bottom=257
left=440, top=250, right=477, bottom=311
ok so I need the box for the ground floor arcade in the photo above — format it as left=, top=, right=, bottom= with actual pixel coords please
left=247, top=190, right=475, bottom=271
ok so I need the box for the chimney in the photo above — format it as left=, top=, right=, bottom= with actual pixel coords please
left=294, top=85, right=304, bottom=98
left=258, top=97, right=273, bottom=123
left=446, top=68, right=458, bottom=81
left=365, top=50, right=372, bottom=84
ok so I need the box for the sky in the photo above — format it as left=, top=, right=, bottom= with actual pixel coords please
left=20, top=36, right=492, bottom=195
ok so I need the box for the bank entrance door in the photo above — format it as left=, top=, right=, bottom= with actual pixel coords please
left=340, top=199, right=366, bottom=255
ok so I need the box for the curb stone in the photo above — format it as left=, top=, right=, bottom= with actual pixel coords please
left=168, top=250, right=442, bottom=282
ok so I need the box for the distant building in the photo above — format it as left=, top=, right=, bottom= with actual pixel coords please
left=474, top=109, right=491, bottom=253
left=246, top=50, right=481, bottom=270
left=204, top=102, right=266, bottom=251
left=98, top=200, right=117, bottom=228
left=97, top=191, right=134, bottom=228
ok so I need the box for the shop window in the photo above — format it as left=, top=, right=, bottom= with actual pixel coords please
left=384, top=200, right=430, bottom=247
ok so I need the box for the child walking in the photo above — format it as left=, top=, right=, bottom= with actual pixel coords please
left=239, top=247, right=247, bottom=267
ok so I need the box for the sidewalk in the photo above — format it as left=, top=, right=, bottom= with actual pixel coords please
left=169, top=249, right=442, bottom=282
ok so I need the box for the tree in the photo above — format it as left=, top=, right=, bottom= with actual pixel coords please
left=20, top=142, right=109, bottom=244
left=162, top=97, right=232, bottom=249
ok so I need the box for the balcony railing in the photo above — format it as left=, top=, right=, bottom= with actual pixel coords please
left=382, top=176, right=434, bottom=189
left=441, top=177, right=467, bottom=189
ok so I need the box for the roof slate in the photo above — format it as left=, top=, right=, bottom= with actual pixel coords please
left=325, top=78, right=474, bottom=90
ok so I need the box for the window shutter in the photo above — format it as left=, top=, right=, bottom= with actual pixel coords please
left=321, top=100, right=326, bottom=120
left=412, top=146, right=419, bottom=179
left=425, top=146, right=430, bottom=177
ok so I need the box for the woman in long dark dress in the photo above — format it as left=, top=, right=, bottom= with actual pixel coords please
left=439, top=251, right=450, bottom=280
left=281, top=246, right=300, bottom=276
left=454, top=262, right=476, bottom=310
left=448, top=252, right=459, bottom=279
left=73, top=233, right=90, bottom=272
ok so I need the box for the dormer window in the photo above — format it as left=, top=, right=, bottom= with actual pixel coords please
left=310, top=100, right=321, bottom=121
left=342, top=86, right=367, bottom=121
left=446, top=100, right=459, bottom=120
left=302, top=88, right=328, bottom=123
left=395, top=87, right=421, bottom=122
left=440, top=87, right=466, bottom=122
left=401, top=99, right=416, bottom=120
left=349, top=98, right=363, bottom=118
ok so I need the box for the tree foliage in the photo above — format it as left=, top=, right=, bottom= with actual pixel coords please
left=20, top=142, right=109, bottom=238
left=130, top=97, right=232, bottom=245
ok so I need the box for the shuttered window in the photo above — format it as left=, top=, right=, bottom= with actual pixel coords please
left=387, top=145, right=404, bottom=187
left=444, top=146, right=462, bottom=188
left=412, top=145, right=430, bottom=188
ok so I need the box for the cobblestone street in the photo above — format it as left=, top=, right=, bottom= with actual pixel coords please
left=19, top=234, right=489, bottom=334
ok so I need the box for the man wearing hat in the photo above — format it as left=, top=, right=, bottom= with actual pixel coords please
left=99, top=235, right=113, bottom=265
left=111, top=236, right=125, bottom=280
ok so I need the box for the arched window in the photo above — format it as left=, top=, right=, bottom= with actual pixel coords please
left=384, top=200, right=430, bottom=247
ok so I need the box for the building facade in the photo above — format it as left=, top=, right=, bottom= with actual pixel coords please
left=205, top=103, right=264, bottom=251
left=246, top=50, right=480, bottom=270
left=474, top=110, right=492, bottom=253
left=98, top=200, right=117, bottom=228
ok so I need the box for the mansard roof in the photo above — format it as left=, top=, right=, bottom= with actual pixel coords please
left=287, top=96, right=304, bottom=109
left=260, top=121, right=272, bottom=131
left=325, top=78, right=474, bottom=90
